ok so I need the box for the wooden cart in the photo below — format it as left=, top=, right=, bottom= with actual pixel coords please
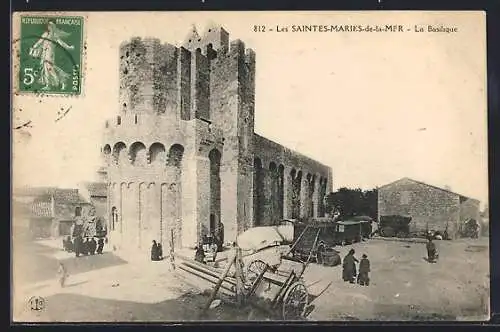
left=194, top=226, right=314, bottom=320
left=244, top=255, right=309, bottom=320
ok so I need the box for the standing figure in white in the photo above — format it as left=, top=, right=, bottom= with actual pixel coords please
left=29, top=20, right=75, bottom=91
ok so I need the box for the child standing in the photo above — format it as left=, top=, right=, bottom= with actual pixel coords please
left=57, top=262, right=69, bottom=288
left=357, top=254, right=371, bottom=286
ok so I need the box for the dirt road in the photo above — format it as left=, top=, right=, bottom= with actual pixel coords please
left=12, top=236, right=489, bottom=322
left=304, top=237, right=490, bottom=321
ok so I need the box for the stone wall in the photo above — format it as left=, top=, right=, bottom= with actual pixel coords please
left=252, top=134, right=331, bottom=226
left=377, top=178, right=479, bottom=238
left=104, top=24, right=333, bottom=252
left=104, top=116, right=224, bottom=250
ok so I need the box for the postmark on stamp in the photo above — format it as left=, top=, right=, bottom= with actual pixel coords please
left=17, top=15, right=84, bottom=96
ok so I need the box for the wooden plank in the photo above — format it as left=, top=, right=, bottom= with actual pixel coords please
left=178, top=264, right=236, bottom=294
left=271, top=271, right=296, bottom=308
left=201, top=250, right=237, bottom=315
left=305, top=228, right=321, bottom=265
left=235, top=247, right=244, bottom=306
left=182, top=260, right=237, bottom=286
left=286, top=224, right=310, bottom=256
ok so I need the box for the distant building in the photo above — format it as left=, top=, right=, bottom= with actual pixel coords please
left=78, top=181, right=107, bottom=221
left=377, top=177, right=481, bottom=239
left=13, top=187, right=91, bottom=239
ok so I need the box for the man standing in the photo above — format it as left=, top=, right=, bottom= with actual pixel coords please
left=426, top=238, right=438, bottom=263
left=72, top=221, right=84, bottom=257
left=97, top=238, right=105, bottom=254
left=57, top=262, right=68, bottom=287
left=357, top=254, right=371, bottom=286
left=89, top=237, right=97, bottom=255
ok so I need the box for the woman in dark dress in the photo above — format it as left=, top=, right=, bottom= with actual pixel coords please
left=342, top=248, right=358, bottom=283
left=194, top=243, right=206, bottom=264
left=151, top=240, right=159, bottom=261
left=157, top=243, right=163, bottom=260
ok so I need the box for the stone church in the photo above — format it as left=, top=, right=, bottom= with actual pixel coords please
left=101, top=24, right=332, bottom=251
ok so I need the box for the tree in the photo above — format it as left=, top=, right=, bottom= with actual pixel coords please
left=325, top=187, right=378, bottom=220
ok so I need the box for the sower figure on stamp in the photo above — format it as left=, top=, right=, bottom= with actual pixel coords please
left=28, top=20, right=75, bottom=91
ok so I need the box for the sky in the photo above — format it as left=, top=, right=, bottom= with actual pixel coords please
left=12, top=11, right=489, bottom=208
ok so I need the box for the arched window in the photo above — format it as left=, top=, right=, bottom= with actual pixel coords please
left=129, top=142, right=147, bottom=166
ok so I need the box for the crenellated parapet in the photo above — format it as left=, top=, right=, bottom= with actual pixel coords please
left=118, top=25, right=256, bottom=139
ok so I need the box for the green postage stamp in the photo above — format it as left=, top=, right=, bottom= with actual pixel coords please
left=17, top=15, right=84, bottom=95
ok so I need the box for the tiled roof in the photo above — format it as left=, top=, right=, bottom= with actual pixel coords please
left=15, top=187, right=91, bottom=219
left=378, top=177, right=477, bottom=201
left=83, top=182, right=107, bottom=197
left=31, top=201, right=52, bottom=218
left=53, top=189, right=89, bottom=204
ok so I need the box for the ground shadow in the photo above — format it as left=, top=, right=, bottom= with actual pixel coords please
left=13, top=240, right=128, bottom=284
left=372, top=303, right=466, bottom=321
left=422, top=257, right=438, bottom=263
left=465, top=245, right=488, bottom=253
left=65, top=281, right=89, bottom=288
left=307, top=281, right=332, bottom=304
left=16, top=291, right=271, bottom=322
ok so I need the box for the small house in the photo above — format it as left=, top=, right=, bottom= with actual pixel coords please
left=14, top=186, right=92, bottom=239
left=378, top=177, right=481, bottom=239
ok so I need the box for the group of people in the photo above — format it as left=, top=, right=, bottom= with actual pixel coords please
left=342, top=249, right=371, bottom=286
left=63, top=207, right=108, bottom=258
left=63, top=236, right=105, bottom=256
left=193, top=232, right=222, bottom=264
left=341, top=238, right=439, bottom=287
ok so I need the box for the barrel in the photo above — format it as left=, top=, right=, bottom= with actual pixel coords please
left=321, top=250, right=341, bottom=267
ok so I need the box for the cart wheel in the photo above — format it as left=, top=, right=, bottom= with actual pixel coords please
left=245, top=260, right=268, bottom=287
left=282, top=281, right=309, bottom=320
